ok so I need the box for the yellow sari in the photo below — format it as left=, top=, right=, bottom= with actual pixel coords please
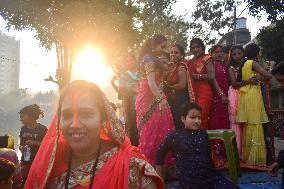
left=236, top=60, right=268, bottom=165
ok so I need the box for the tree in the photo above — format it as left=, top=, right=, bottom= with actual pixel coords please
left=244, top=0, right=284, bottom=21
left=189, top=0, right=238, bottom=45
left=187, top=0, right=284, bottom=45
left=138, top=0, right=190, bottom=47
left=257, top=19, right=284, bottom=62
left=0, top=0, right=190, bottom=87
left=0, top=0, right=139, bottom=88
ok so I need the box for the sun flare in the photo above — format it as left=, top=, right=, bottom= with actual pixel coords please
left=72, top=48, right=112, bottom=88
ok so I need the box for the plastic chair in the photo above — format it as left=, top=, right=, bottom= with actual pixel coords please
left=207, top=129, right=241, bottom=184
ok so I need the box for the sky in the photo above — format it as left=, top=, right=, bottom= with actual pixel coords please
left=0, top=0, right=270, bottom=93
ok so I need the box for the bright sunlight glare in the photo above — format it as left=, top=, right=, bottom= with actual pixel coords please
left=72, top=48, right=112, bottom=88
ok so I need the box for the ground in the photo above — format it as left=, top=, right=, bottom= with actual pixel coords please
left=166, top=171, right=282, bottom=189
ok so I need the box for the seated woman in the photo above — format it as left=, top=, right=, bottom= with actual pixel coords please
left=25, top=80, right=163, bottom=189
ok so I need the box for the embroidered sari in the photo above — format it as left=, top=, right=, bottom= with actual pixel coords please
left=186, top=55, right=213, bottom=130
left=165, top=61, right=189, bottom=129
left=25, top=84, right=164, bottom=189
left=136, top=54, right=175, bottom=165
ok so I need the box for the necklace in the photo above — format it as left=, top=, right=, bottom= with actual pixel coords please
left=64, top=144, right=101, bottom=189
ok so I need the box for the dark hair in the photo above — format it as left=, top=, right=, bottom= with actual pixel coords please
left=228, top=45, right=245, bottom=67
left=59, top=80, right=107, bottom=123
left=170, top=43, right=186, bottom=58
left=19, top=104, right=44, bottom=120
left=181, top=103, right=202, bottom=118
left=139, top=34, right=167, bottom=61
left=223, top=45, right=232, bottom=54
left=190, top=38, right=206, bottom=54
left=211, top=44, right=223, bottom=53
left=0, top=158, right=15, bottom=184
left=244, top=43, right=260, bottom=60
left=0, top=135, right=8, bottom=148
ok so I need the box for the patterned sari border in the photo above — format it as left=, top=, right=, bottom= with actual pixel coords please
left=137, top=98, right=161, bottom=133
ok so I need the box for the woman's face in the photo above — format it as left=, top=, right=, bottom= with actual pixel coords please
left=212, top=47, right=224, bottom=61
left=231, top=49, right=244, bottom=63
left=170, top=46, right=183, bottom=63
left=190, top=43, right=203, bottom=57
left=20, top=113, right=34, bottom=126
left=153, top=40, right=167, bottom=56
left=60, top=93, right=102, bottom=153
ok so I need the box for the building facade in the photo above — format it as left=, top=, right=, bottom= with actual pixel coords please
left=218, top=17, right=251, bottom=46
left=0, top=31, right=20, bottom=93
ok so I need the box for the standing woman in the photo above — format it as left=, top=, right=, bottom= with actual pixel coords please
left=136, top=34, right=175, bottom=165
left=228, top=45, right=259, bottom=158
left=186, top=38, right=214, bottom=130
left=236, top=43, right=272, bottom=165
left=228, top=45, right=245, bottom=157
left=165, top=43, right=189, bottom=129
left=209, top=45, right=230, bottom=167
left=210, top=44, right=230, bottom=130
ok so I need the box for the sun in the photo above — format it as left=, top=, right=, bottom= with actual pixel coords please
left=72, top=48, right=112, bottom=88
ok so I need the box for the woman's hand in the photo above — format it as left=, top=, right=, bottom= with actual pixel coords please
left=221, top=94, right=229, bottom=105
left=268, top=162, right=280, bottom=177
left=247, top=77, right=259, bottom=85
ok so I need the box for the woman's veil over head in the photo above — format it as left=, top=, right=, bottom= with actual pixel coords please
left=25, top=81, right=129, bottom=188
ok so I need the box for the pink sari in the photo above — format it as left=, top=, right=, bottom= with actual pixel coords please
left=136, top=57, right=175, bottom=165
left=228, top=66, right=242, bottom=156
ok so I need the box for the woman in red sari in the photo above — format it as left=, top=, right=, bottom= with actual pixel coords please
left=186, top=38, right=215, bottom=129
left=25, top=80, right=163, bottom=189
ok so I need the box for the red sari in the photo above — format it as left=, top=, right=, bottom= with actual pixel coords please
left=186, top=55, right=213, bottom=129
left=26, top=94, right=164, bottom=189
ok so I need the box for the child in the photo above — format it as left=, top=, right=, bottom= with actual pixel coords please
left=236, top=43, right=272, bottom=165
left=156, top=103, right=239, bottom=189
left=0, top=158, right=15, bottom=189
left=19, top=104, right=47, bottom=183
